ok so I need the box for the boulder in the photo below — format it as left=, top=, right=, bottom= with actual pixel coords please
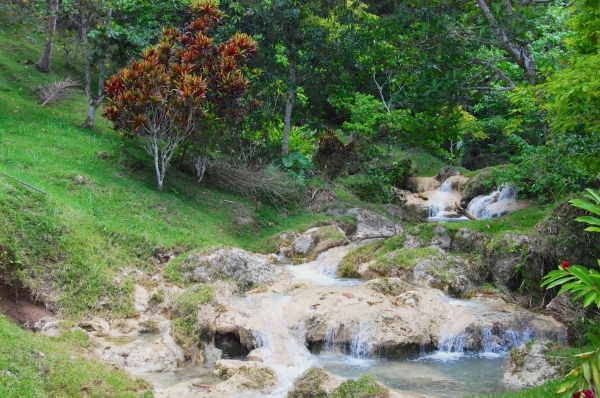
left=95, top=334, right=185, bottom=373
left=287, top=367, right=345, bottom=398
left=412, top=256, right=472, bottom=296
left=503, top=342, right=560, bottom=387
left=435, top=166, right=459, bottom=182
left=347, top=208, right=403, bottom=240
left=292, top=228, right=319, bottom=256
left=79, top=317, right=110, bottom=332
left=183, top=248, right=278, bottom=289
left=212, top=359, right=278, bottom=394
left=292, top=226, right=348, bottom=258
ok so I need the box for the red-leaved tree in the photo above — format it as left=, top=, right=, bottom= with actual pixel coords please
left=104, top=0, right=257, bottom=190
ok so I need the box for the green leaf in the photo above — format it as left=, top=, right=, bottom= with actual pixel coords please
left=570, top=199, right=600, bottom=217
left=575, top=351, right=596, bottom=360
left=544, top=276, right=577, bottom=289
left=584, top=292, right=598, bottom=307
left=587, top=333, right=600, bottom=347
left=575, top=216, right=600, bottom=226
left=583, top=361, right=591, bottom=383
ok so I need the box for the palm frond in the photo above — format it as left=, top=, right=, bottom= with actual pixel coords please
left=38, top=76, right=80, bottom=106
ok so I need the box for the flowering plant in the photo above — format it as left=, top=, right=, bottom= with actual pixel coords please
left=541, top=189, right=600, bottom=397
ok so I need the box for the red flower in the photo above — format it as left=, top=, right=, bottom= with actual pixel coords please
left=562, top=260, right=571, bottom=270
left=572, top=390, right=594, bottom=398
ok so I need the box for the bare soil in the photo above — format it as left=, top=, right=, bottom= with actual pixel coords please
left=0, top=284, right=54, bottom=327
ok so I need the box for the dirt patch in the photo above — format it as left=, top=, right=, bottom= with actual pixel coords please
left=0, top=285, right=54, bottom=327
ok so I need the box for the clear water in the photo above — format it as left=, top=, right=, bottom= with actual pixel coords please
left=319, top=350, right=516, bottom=397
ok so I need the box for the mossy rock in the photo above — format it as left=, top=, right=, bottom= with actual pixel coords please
left=287, top=367, right=330, bottom=398
left=460, top=166, right=499, bottom=207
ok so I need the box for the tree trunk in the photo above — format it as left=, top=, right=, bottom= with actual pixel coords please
left=36, top=0, right=59, bottom=73
left=81, top=7, right=111, bottom=129
left=194, top=137, right=210, bottom=183
left=152, top=142, right=164, bottom=192
left=282, top=57, right=296, bottom=156
left=475, top=0, right=538, bottom=85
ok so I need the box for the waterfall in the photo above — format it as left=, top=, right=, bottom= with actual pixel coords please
left=349, top=322, right=374, bottom=359
left=425, top=328, right=536, bottom=361
left=429, top=180, right=457, bottom=218
left=466, top=186, right=518, bottom=219
left=322, top=322, right=376, bottom=359
left=427, top=176, right=467, bottom=222
left=481, top=327, right=533, bottom=357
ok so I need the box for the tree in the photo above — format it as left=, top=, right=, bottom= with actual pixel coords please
left=61, top=0, right=113, bottom=128
left=104, top=0, right=257, bottom=190
left=104, top=34, right=208, bottom=192
left=229, top=0, right=342, bottom=156
left=36, top=0, right=59, bottom=72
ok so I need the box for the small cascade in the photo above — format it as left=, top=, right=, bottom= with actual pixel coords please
left=250, top=295, right=315, bottom=397
left=427, top=176, right=467, bottom=222
left=288, top=243, right=368, bottom=287
left=438, top=333, right=467, bottom=353
left=481, top=327, right=533, bottom=357
left=429, top=180, right=457, bottom=218
left=322, top=322, right=376, bottom=359
left=466, top=185, right=519, bottom=219
left=349, top=322, right=374, bottom=359
left=423, top=333, right=467, bottom=361
left=425, top=328, right=536, bottom=361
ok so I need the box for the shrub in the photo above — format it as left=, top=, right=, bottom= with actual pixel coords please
left=313, top=129, right=356, bottom=180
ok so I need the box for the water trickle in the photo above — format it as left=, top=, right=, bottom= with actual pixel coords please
left=349, top=322, right=374, bottom=359
left=288, top=242, right=370, bottom=287
left=422, top=333, right=467, bottom=361
left=466, top=185, right=519, bottom=219
left=481, top=327, right=533, bottom=357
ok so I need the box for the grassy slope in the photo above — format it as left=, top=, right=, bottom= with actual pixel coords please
left=0, top=23, right=334, bottom=318
left=0, top=20, right=334, bottom=398
left=0, top=315, right=151, bottom=397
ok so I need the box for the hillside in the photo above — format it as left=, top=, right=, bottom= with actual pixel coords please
left=2, top=13, right=600, bottom=398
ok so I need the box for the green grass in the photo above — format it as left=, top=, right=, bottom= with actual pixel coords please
left=441, top=204, right=553, bottom=236
left=330, top=374, right=388, bottom=398
left=337, top=241, right=384, bottom=277
left=466, top=379, right=562, bottom=398
left=0, top=315, right=151, bottom=398
left=170, top=284, right=214, bottom=359
left=370, top=246, right=442, bottom=274
left=0, top=19, right=345, bottom=317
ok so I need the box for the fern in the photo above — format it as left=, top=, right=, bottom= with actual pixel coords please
left=37, top=76, right=79, bottom=106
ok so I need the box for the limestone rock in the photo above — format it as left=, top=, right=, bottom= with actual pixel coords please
left=33, top=316, right=61, bottom=336
left=292, top=228, right=319, bottom=256
left=430, top=225, right=452, bottom=250
left=79, top=317, right=110, bottom=332
left=95, top=334, right=184, bottom=373
left=184, top=248, right=278, bottom=289
left=366, top=278, right=413, bottom=296
left=213, top=359, right=278, bottom=394
left=435, top=166, right=459, bottom=183
left=347, top=208, right=403, bottom=240
left=503, top=342, right=560, bottom=387
left=412, top=256, right=472, bottom=296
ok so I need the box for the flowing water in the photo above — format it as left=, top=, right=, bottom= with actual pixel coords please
left=466, top=186, right=521, bottom=219
left=428, top=177, right=522, bottom=222
left=222, top=242, right=541, bottom=398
